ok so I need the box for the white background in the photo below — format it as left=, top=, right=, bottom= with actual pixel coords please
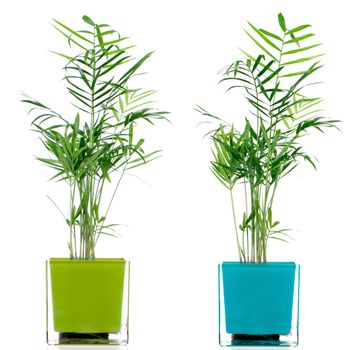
left=0, top=0, right=349, bottom=349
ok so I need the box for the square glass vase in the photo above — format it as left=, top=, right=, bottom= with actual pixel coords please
left=46, top=258, right=130, bottom=345
left=219, top=262, right=299, bottom=347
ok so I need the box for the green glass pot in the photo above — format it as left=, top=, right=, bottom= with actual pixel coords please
left=46, top=258, right=129, bottom=345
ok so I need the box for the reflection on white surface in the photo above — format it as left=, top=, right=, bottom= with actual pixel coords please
left=47, top=348, right=299, bottom=350
left=230, top=348, right=298, bottom=350
left=46, top=348, right=297, bottom=350
left=51, top=346, right=127, bottom=350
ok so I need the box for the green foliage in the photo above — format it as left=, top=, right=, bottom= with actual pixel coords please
left=23, top=16, right=167, bottom=259
left=196, top=13, right=339, bottom=263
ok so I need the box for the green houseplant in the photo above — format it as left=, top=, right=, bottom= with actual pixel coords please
left=196, top=13, right=338, bottom=346
left=23, top=15, right=167, bottom=345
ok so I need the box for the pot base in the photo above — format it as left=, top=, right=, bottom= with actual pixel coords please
left=59, top=332, right=109, bottom=344
left=233, top=334, right=280, bottom=341
left=231, top=334, right=280, bottom=346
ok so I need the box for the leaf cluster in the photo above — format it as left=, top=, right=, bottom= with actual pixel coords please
left=196, top=13, right=339, bottom=262
left=23, top=16, right=168, bottom=259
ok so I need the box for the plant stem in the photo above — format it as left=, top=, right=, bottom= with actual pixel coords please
left=250, top=182, right=255, bottom=262
left=69, top=179, right=74, bottom=258
left=244, top=180, right=249, bottom=261
left=94, top=164, right=127, bottom=246
left=230, top=188, right=242, bottom=262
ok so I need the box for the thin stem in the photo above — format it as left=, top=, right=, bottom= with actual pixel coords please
left=94, top=163, right=128, bottom=245
left=69, top=182, right=73, bottom=258
left=230, top=188, right=243, bottom=262
left=250, top=181, right=255, bottom=262
left=244, top=180, right=249, bottom=262
left=72, top=181, right=77, bottom=258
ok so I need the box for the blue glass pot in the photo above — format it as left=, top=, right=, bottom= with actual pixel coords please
left=219, top=262, right=299, bottom=346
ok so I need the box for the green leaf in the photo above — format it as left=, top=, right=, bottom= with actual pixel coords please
left=285, top=33, right=315, bottom=44
left=96, top=25, right=106, bottom=54
left=49, top=50, right=75, bottom=61
left=252, top=54, right=264, bottom=72
left=283, top=54, right=324, bottom=65
left=287, top=24, right=311, bottom=35
left=129, top=122, right=133, bottom=146
left=259, top=29, right=282, bottom=41
left=221, top=76, right=253, bottom=85
left=268, top=207, right=272, bottom=227
left=289, top=32, right=300, bottom=48
left=278, top=13, right=286, bottom=32
left=118, top=52, right=153, bottom=85
left=53, top=19, right=93, bottom=44
left=257, top=60, right=274, bottom=78
left=270, top=236, right=289, bottom=243
left=82, top=15, right=95, bottom=26
left=243, top=30, right=278, bottom=61
left=261, top=66, right=284, bottom=85
left=97, top=37, right=128, bottom=47
left=98, top=55, right=130, bottom=77
left=283, top=44, right=322, bottom=55
left=280, top=71, right=308, bottom=78
left=101, top=29, right=117, bottom=36
left=52, top=25, right=88, bottom=51
left=77, top=66, right=91, bottom=89
left=272, top=221, right=280, bottom=228
left=248, top=22, right=281, bottom=51
left=239, top=49, right=274, bottom=73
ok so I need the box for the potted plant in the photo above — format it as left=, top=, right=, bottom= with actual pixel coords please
left=22, top=15, right=167, bottom=345
left=196, top=13, right=338, bottom=346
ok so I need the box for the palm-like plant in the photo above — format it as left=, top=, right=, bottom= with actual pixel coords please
left=23, top=16, right=167, bottom=259
left=196, top=13, right=338, bottom=263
